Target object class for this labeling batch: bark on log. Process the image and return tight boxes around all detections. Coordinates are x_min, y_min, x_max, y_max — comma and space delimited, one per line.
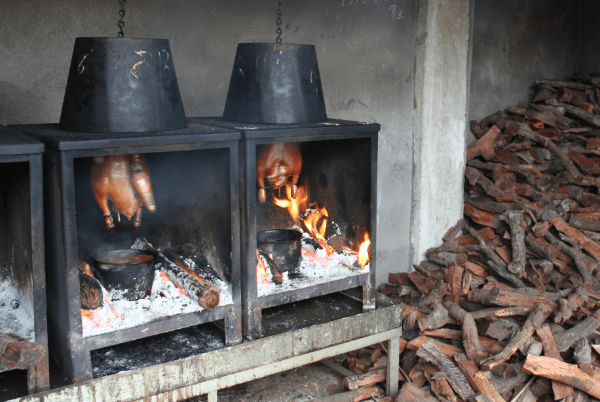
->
554, 317, 600, 352
416, 339, 476, 401
79, 268, 103, 310
480, 304, 553, 371
343, 368, 402, 390
444, 301, 488, 366
467, 125, 502, 161
135, 239, 220, 310
501, 211, 527, 277
535, 324, 575, 400
458, 360, 505, 402
522, 355, 600, 399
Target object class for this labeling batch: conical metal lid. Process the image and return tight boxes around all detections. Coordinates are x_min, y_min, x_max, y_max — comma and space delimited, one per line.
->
59, 37, 187, 133
223, 43, 327, 124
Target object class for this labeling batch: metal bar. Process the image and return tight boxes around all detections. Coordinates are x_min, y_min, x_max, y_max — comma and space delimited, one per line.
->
256, 273, 369, 309
320, 359, 355, 378
386, 336, 400, 396
141, 328, 402, 402
207, 391, 217, 402
68, 140, 236, 158
84, 305, 230, 350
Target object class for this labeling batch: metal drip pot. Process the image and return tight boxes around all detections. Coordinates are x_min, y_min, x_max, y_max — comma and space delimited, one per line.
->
59, 37, 187, 133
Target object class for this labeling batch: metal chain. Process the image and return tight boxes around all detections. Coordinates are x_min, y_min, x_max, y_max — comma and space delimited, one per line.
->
117, 0, 126, 38
275, 0, 283, 43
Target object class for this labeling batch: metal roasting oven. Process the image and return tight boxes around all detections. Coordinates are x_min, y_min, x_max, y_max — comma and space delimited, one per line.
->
11, 121, 243, 382
0, 125, 49, 394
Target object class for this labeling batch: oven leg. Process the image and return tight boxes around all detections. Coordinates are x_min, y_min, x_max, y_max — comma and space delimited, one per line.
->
362, 281, 376, 311
207, 390, 218, 402
27, 349, 50, 394
243, 305, 262, 340
224, 314, 243, 346
386, 336, 400, 396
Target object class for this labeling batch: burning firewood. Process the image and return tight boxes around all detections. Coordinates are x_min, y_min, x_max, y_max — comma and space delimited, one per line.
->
134, 239, 220, 310
79, 262, 103, 310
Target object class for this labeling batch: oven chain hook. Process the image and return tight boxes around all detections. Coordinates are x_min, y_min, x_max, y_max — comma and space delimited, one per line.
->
275, 0, 283, 43
117, 0, 126, 38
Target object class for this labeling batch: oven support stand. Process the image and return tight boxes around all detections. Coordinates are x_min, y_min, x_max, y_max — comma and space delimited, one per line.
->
145, 330, 401, 401
9, 296, 401, 402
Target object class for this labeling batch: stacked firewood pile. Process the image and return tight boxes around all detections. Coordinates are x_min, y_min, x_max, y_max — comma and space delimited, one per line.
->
380, 77, 600, 401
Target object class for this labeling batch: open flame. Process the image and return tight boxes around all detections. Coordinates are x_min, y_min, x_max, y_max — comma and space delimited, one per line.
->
272, 184, 336, 254
358, 233, 371, 268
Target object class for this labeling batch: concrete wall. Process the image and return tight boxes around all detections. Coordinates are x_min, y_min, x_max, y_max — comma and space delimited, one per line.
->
411, 0, 473, 265
580, 0, 600, 73
0, 0, 417, 286
468, 0, 580, 143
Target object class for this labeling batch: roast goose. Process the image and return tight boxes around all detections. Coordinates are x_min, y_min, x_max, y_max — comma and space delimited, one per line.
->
256, 143, 302, 203
90, 154, 156, 229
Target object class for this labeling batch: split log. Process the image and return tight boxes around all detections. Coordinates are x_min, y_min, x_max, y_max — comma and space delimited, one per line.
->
320, 385, 384, 402
468, 287, 558, 311
397, 382, 440, 402
522, 355, 600, 399
407, 336, 465, 359
535, 324, 575, 400
467, 125, 502, 161
416, 339, 476, 401
458, 360, 505, 402
418, 304, 454, 331
554, 316, 600, 352
505, 120, 582, 179
444, 302, 487, 366
343, 368, 403, 390
480, 304, 553, 371
430, 374, 458, 402
135, 238, 220, 310
501, 211, 526, 277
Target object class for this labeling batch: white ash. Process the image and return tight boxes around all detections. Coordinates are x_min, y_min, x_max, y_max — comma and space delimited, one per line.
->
257, 231, 370, 298
0, 278, 35, 341
82, 267, 233, 338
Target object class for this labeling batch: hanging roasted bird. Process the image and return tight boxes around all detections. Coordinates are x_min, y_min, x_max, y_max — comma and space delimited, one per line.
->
90, 154, 156, 229
256, 143, 302, 203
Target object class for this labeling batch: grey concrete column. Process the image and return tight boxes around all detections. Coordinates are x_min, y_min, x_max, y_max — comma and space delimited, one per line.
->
411, 0, 474, 264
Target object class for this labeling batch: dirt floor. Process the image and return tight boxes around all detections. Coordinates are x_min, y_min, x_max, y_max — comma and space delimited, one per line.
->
185, 362, 346, 402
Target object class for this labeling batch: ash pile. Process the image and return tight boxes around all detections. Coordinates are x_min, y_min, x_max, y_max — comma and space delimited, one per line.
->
381, 75, 600, 402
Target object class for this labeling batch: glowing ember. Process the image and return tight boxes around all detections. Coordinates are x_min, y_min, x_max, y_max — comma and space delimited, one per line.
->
256, 250, 272, 289
81, 291, 122, 329
358, 233, 371, 268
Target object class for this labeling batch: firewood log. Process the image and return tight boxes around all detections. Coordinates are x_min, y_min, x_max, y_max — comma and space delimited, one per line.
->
535, 324, 575, 400
416, 339, 476, 401
522, 355, 600, 399
444, 302, 487, 366
79, 267, 103, 310
135, 239, 220, 310
480, 303, 553, 371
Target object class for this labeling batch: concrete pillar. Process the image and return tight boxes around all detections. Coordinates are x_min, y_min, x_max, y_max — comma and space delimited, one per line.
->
411, 0, 474, 264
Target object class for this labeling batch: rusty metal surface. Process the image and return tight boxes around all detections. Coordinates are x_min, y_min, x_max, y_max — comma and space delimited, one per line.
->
8, 295, 401, 402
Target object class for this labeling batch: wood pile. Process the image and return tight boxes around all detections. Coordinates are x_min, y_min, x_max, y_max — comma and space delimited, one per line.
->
380, 76, 600, 401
